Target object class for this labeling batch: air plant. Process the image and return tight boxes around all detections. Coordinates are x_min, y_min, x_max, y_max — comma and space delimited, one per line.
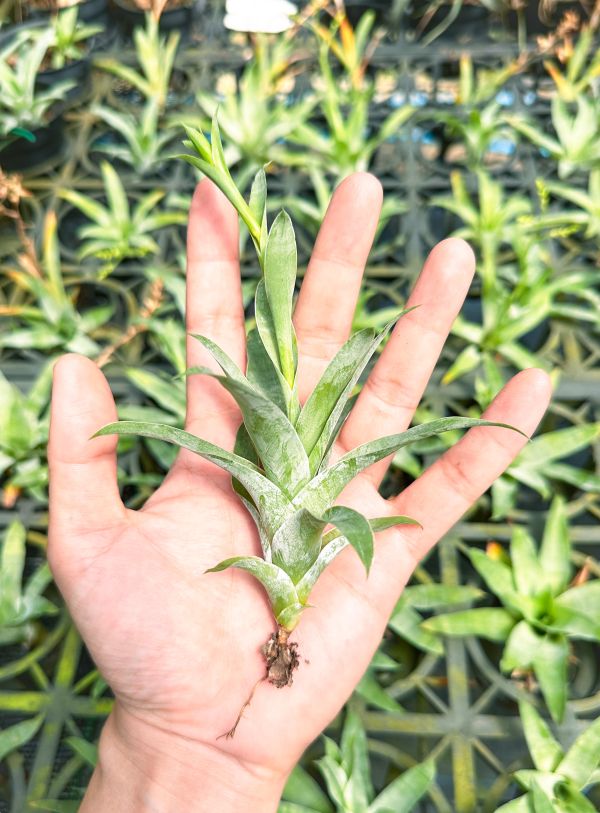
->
94, 119, 519, 713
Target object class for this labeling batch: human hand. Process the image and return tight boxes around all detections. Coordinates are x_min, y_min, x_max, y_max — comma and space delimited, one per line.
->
48, 174, 552, 812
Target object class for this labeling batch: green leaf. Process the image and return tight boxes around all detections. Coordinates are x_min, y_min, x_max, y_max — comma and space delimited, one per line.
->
369, 758, 435, 813
511, 527, 544, 598
296, 321, 398, 473
246, 327, 289, 414
340, 709, 373, 810
493, 797, 533, 813
519, 700, 564, 772
388, 599, 444, 655
467, 547, 520, 608
555, 581, 600, 622
189, 334, 246, 384
0, 520, 26, 615
281, 765, 334, 813
517, 423, 600, 466
271, 510, 326, 585
296, 418, 524, 516
205, 556, 298, 621
402, 583, 484, 610
264, 210, 297, 385
93, 421, 292, 538
101, 161, 130, 223
530, 780, 556, 813
192, 369, 310, 497
30, 802, 80, 812
249, 167, 268, 253
558, 716, 600, 789
125, 368, 185, 418
0, 714, 44, 762
321, 506, 374, 574
501, 620, 544, 672
423, 608, 516, 641
65, 736, 98, 767
254, 280, 298, 418
532, 634, 569, 723
539, 497, 571, 595
182, 124, 211, 161
356, 669, 404, 712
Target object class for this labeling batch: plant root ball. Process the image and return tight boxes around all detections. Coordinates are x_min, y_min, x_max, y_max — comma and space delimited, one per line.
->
261, 626, 299, 688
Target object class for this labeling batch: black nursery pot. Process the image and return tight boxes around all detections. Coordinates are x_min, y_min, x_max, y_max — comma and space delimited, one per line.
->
0, 116, 65, 173
36, 54, 92, 103
108, 0, 194, 31
344, 0, 391, 27
24, 0, 108, 22
74, 0, 109, 22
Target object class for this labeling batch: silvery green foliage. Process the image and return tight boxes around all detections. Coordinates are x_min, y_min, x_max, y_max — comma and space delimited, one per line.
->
495, 701, 600, 813
97, 119, 514, 632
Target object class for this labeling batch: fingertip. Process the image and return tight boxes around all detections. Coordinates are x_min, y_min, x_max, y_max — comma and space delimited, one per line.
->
515, 367, 554, 398
428, 237, 476, 279
53, 352, 92, 382
335, 171, 383, 208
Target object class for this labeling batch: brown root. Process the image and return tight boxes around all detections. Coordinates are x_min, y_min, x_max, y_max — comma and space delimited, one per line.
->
218, 626, 300, 739
261, 626, 300, 689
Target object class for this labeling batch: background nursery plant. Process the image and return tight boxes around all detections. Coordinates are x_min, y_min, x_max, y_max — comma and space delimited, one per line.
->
1, 1, 600, 811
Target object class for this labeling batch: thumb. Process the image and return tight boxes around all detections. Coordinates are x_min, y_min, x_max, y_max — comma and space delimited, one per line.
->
48, 354, 125, 575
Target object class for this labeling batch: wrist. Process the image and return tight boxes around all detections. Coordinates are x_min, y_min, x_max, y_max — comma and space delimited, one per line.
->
81, 704, 287, 813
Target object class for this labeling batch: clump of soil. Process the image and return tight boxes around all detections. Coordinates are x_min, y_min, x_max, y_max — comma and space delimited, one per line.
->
261, 626, 299, 688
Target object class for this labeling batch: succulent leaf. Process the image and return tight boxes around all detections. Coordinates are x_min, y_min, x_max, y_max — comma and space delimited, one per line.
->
93, 421, 293, 538
295, 417, 523, 516
263, 211, 298, 387
296, 321, 398, 472
190, 368, 310, 497
205, 556, 299, 619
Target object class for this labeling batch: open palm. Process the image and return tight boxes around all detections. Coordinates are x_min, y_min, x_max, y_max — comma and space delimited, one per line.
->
48, 175, 551, 810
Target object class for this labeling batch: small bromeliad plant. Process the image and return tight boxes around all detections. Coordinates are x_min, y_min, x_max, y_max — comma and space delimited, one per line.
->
423, 497, 600, 722
94, 119, 519, 717
496, 700, 600, 812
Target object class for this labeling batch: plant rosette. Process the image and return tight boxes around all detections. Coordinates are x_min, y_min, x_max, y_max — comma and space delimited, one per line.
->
423, 497, 600, 723
95, 118, 522, 733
